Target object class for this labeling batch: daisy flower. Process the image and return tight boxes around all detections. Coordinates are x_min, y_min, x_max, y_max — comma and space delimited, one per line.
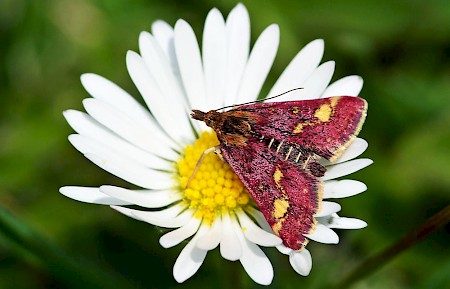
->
60, 3, 372, 285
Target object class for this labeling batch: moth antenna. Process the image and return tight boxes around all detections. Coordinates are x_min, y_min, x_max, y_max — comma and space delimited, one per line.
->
185, 146, 221, 189
216, 88, 303, 111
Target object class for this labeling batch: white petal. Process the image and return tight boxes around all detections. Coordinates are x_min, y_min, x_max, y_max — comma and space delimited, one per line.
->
323, 180, 367, 199
112, 204, 192, 228
80, 74, 156, 130
318, 214, 367, 229
83, 98, 179, 160
84, 153, 175, 190
236, 24, 279, 104
63, 110, 173, 171
314, 201, 341, 217
173, 225, 208, 283
289, 249, 312, 276
304, 223, 339, 244
174, 19, 207, 111
151, 21, 184, 94
203, 8, 227, 109
160, 217, 201, 248
244, 209, 286, 253
139, 31, 189, 100
151, 20, 175, 62
268, 39, 324, 101
236, 221, 274, 285
330, 217, 367, 229
321, 75, 364, 98
68, 134, 174, 175
59, 186, 131, 205
110, 205, 141, 220
99, 185, 181, 208
236, 210, 282, 247
321, 158, 373, 181
245, 207, 272, 232
139, 32, 191, 112
126, 49, 193, 145
328, 138, 368, 165
196, 217, 222, 250
245, 208, 286, 252
297, 61, 335, 100
276, 244, 293, 255
223, 3, 250, 106
220, 211, 242, 261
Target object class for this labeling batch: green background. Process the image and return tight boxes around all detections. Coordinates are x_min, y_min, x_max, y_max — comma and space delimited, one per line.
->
0, 0, 449, 288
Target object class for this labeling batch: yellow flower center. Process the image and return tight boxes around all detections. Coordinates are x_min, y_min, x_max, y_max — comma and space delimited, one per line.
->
177, 131, 251, 225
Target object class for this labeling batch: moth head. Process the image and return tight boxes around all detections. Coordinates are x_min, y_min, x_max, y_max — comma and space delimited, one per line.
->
191, 110, 207, 121
191, 109, 222, 128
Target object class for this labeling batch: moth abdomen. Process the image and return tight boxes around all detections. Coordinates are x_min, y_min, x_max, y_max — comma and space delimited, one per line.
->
251, 132, 326, 177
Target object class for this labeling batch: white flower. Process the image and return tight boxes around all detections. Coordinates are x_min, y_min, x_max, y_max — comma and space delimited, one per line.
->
60, 3, 372, 285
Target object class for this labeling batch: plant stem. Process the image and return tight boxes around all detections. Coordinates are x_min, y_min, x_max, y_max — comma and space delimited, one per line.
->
331, 204, 450, 289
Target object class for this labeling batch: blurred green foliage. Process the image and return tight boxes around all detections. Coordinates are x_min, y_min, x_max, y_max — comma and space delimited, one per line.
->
0, 0, 449, 288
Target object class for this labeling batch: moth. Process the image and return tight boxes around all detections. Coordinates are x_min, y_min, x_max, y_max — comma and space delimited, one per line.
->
191, 95, 367, 251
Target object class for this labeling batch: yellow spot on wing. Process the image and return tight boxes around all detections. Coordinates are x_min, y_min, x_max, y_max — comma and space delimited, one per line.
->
314, 103, 332, 122
273, 166, 287, 194
272, 220, 283, 235
330, 96, 340, 107
293, 123, 303, 133
274, 167, 283, 186
273, 199, 289, 219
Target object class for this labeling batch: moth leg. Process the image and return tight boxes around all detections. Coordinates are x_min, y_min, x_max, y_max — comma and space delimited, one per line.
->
185, 146, 221, 188
214, 147, 224, 161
